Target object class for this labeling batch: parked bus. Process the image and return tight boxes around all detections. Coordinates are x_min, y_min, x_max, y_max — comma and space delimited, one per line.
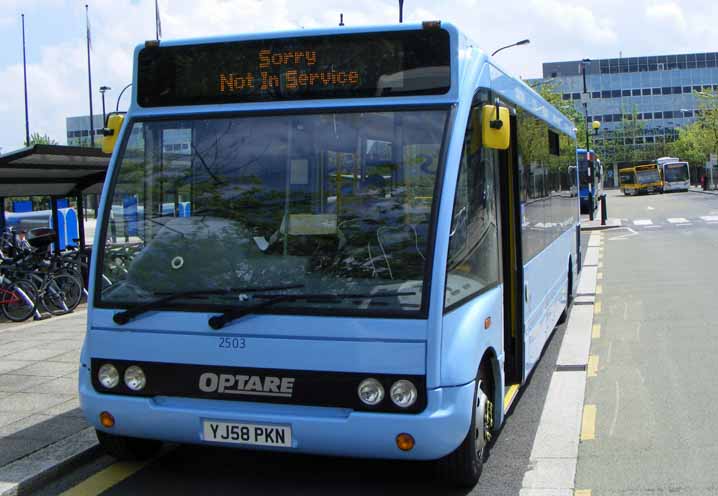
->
620, 163, 663, 195
82, 22, 579, 487
576, 148, 601, 213
659, 160, 690, 192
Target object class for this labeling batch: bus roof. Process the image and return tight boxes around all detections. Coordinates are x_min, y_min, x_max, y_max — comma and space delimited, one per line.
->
129, 22, 576, 137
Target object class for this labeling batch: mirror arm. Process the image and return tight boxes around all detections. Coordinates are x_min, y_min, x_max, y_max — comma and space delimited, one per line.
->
490, 99, 504, 129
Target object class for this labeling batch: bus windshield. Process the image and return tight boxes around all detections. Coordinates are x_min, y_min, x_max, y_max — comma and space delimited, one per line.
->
619, 171, 635, 185
636, 169, 660, 184
98, 109, 448, 315
665, 164, 688, 182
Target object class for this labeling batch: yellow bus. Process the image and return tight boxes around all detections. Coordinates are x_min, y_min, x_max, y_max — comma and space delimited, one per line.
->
620, 164, 663, 195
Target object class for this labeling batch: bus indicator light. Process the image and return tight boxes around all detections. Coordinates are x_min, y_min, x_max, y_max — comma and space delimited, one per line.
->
100, 411, 115, 428
396, 433, 415, 451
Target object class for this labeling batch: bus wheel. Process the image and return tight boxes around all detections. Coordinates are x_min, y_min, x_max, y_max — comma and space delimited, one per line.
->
96, 430, 162, 461
437, 366, 492, 487
559, 261, 573, 324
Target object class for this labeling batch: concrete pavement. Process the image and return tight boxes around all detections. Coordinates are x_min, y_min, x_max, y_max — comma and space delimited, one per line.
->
0, 311, 99, 496
575, 188, 718, 495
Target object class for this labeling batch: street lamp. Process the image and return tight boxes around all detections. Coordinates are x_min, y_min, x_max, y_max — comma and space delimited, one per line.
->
580, 58, 596, 220
399, 0, 404, 23
99, 86, 111, 125
491, 39, 530, 57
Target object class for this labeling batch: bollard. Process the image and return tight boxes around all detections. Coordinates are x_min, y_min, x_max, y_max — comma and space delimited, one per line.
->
600, 193, 608, 226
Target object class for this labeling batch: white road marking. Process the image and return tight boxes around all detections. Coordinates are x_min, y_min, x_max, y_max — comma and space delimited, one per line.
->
644, 225, 661, 229
633, 219, 652, 226
647, 206, 655, 210
701, 216, 718, 222
609, 379, 621, 437
667, 218, 689, 223
609, 227, 639, 241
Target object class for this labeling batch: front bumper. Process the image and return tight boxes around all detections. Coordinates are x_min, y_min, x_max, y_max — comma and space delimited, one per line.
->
79, 365, 474, 461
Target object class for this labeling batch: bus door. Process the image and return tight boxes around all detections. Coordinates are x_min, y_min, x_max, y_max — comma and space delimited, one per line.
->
499, 110, 524, 401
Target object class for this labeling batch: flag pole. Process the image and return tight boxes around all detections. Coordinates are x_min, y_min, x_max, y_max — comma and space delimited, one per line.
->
85, 4, 95, 147
155, 0, 162, 41
21, 14, 30, 146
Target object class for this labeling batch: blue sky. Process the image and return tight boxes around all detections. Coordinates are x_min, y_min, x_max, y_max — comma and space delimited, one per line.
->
0, 0, 716, 153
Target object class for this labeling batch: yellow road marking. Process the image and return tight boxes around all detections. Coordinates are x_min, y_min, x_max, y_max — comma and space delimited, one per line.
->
592, 324, 601, 339
594, 301, 602, 315
60, 461, 151, 496
503, 384, 520, 411
596, 272, 603, 280
581, 404, 597, 441
575, 490, 592, 496
595, 285, 602, 295
588, 355, 599, 377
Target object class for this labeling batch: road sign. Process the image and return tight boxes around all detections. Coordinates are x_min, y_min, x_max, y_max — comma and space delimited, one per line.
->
710, 153, 717, 166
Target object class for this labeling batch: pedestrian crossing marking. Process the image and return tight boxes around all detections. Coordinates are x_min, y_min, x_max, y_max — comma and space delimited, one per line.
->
633, 219, 652, 225
667, 218, 689, 223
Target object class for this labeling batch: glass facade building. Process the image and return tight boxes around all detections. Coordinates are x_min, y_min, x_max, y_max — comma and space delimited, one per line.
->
540, 52, 718, 148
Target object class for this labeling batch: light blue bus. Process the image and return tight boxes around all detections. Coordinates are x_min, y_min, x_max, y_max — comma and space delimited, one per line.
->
81, 22, 579, 486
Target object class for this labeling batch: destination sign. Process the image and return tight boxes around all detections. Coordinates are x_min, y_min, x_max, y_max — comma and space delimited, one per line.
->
137, 29, 450, 107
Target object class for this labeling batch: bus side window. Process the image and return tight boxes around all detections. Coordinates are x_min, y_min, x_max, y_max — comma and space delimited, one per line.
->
445, 107, 500, 309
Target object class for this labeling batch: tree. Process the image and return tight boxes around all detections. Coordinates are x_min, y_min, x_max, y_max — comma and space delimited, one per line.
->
670, 90, 718, 167
25, 132, 58, 146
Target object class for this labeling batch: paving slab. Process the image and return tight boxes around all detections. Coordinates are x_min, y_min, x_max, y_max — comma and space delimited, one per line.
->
0, 393, 73, 413
0, 375, 49, 394
1, 349, 68, 363
10, 362, 78, 378
0, 362, 34, 375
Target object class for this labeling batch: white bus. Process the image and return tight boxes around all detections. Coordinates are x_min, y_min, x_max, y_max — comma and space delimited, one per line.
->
657, 157, 690, 192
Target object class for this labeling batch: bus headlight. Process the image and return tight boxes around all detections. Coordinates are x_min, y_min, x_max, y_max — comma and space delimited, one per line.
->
358, 378, 384, 406
390, 380, 417, 408
98, 364, 119, 389
124, 365, 147, 391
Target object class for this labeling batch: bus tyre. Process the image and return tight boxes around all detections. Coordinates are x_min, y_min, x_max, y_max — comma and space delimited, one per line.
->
437, 367, 491, 487
96, 430, 162, 461
558, 262, 572, 324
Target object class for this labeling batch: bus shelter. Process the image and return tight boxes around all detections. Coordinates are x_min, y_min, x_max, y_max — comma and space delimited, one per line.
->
0, 144, 109, 255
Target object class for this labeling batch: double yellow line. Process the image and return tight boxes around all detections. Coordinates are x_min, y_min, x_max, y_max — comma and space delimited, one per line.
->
60, 460, 152, 496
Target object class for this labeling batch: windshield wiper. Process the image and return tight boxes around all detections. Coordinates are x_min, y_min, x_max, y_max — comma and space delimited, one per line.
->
208, 291, 417, 330
112, 284, 305, 325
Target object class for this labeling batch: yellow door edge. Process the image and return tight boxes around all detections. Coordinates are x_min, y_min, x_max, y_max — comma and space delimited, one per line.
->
503, 383, 520, 411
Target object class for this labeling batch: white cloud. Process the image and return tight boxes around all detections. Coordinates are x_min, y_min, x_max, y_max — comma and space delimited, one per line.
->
1, 0, 718, 153
646, 1, 687, 29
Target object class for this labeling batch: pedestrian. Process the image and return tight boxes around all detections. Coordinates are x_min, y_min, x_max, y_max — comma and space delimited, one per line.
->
701, 174, 707, 190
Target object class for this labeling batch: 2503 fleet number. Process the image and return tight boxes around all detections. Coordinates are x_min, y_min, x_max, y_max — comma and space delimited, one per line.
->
218, 337, 246, 349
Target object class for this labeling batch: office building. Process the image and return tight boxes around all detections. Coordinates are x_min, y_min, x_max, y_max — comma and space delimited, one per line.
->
66, 115, 104, 147
541, 52, 718, 150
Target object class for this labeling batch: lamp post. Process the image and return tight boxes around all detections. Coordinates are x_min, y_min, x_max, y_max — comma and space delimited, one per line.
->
99, 86, 111, 125
580, 59, 596, 220
399, 0, 404, 23
491, 39, 530, 57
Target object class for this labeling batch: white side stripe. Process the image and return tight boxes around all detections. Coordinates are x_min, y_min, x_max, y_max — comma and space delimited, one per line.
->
667, 218, 689, 223
633, 219, 652, 226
